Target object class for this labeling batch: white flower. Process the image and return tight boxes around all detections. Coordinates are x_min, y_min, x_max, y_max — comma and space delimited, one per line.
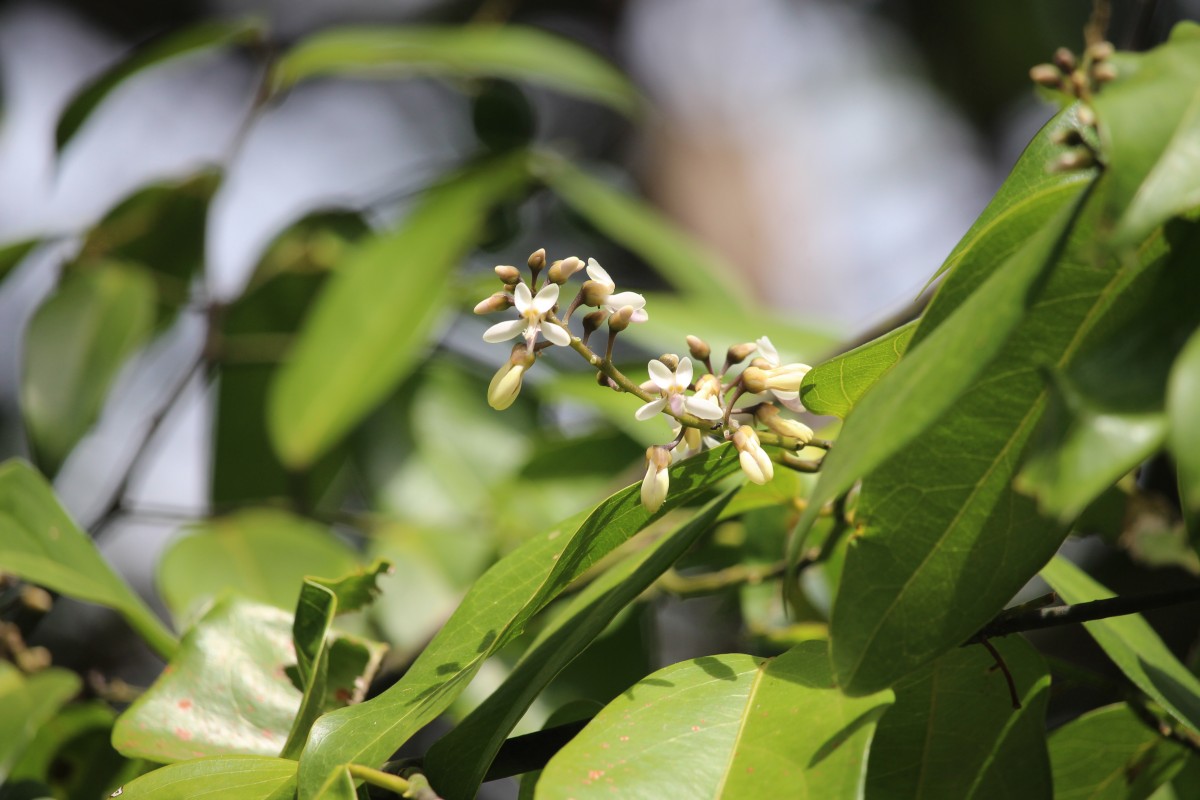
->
482, 282, 570, 347
635, 357, 724, 422
640, 446, 672, 513
751, 336, 811, 412
586, 258, 648, 322
733, 425, 773, 485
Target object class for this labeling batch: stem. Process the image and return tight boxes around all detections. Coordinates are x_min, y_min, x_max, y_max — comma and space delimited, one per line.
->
969, 585, 1200, 641
346, 764, 413, 795
979, 637, 1021, 710
658, 561, 787, 598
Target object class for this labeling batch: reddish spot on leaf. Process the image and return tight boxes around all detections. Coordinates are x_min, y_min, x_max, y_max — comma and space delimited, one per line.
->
174, 727, 193, 741
177, 699, 192, 710
619, 735, 629, 742
691, 725, 701, 732
746, 767, 755, 774
261, 728, 276, 739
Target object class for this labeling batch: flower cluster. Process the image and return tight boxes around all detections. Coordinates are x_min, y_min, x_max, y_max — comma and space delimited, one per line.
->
476, 248, 822, 513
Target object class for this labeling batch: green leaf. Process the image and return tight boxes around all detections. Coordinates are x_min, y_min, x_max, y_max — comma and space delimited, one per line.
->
1093, 24, 1200, 247
518, 701, 603, 800
0, 459, 177, 658
0, 239, 38, 284
271, 25, 639, 116
424, 488, 737, 799
792, 188, 1088, 558
1041, 556, 1200, 734
1049, 703, 1189, 800
1016, 220, 1200, 519
1168, 325, 1200, 521
800, 320, 916, 418
296, 444, 743, 799
532, 153, 748, 306
308, 559, 392, 615
112, 596, 300, 762
21, 262, 156, 474
156, 508, 361, 626
537, 640, 893, 799
823, 177, 1175, 695
0, 663, 80, 782
865, 636, 1052, 800
8, 701, 130, 797
107, 756, 297, 800
268, 153, 530, 468
56, 20, 265, 152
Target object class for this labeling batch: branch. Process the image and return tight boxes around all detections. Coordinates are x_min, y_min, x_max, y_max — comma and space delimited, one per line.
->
969, 585, 1200, 641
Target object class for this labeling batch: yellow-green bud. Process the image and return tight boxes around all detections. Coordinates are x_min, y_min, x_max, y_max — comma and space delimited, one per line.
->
686, 335, 710, 361
474, 292, 512, 315
756, 405, 814, 444
726, 342, 756, 366
608, 306, 635, 332
1087, 41, 1115, 62
657, 353, 680, 370
1092, 62, 1117, 83
1077, 104, 1097, 127
640, 446, 672, 513
582, 309, 608, 338
547, 256, 584, 284
1029, 63, 1061, 87
495, 265, 521, 285
580, 280, 610, 307
732, 426, 773, 485
741, 366, 770, 394
488, 346, 535, 411
527, 248, 546, 271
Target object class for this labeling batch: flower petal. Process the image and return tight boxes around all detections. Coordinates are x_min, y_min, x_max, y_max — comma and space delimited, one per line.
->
532, 282, 560, 314
684, 396, 724, 420
483, 318, 528, 343
586, 258, 614, 288
755, 336, 779, 366
541, 321, 571, 346
675, 357, 693, 388
629, 308, 649, 323
647, 360, 674, 391
606, 291, 645, 310
513, 282, 533, 314
635, 397, 667, 421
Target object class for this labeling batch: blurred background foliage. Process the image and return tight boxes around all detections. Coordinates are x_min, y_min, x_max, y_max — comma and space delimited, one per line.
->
2, 1, 1200, 797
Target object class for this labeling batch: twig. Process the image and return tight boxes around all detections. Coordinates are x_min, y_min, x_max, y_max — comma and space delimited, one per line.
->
657, 561, 787, 599
969, 586, 1200, 641
979, 637, 1021, 710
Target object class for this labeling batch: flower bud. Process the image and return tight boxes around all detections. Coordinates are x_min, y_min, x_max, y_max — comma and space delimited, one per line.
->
1076, 104, 1097, 128
580, 280, 611, 307
488, 345, 535, 411
582, 309, 608, 339
1029, 63, 1062, 88
1050, 148, 1095, 172
741, 366, 770, 394
657, 353, 680, 371
1087, 41, 1114, 62
608, 305, 635, 332
693, 373, 722, 402
1050, 127, 1084, 146
495, 265, 521, 285
1092, 62, 1117, 83
726, 342, 756, 366
756, 405, 814, 444
547, 256, 584, 284
474, 291, 513, 315
527, 248, 546, 271
732, 426, 773, 485
640, 446, 672, 513
686, 335, 710, 361
763, 363, 811, 393
1053, 47, 1077, 72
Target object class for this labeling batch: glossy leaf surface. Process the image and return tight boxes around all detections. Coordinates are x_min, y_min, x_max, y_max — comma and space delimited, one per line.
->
1041, 556, 1200, 733
424, 489, 737, 799
0, 459, 177, 658
865, 636, 1052, 800
22, 263, 155, 474
110, 756, 297, 800
56, 20, 264, 151
1049, 703, 1188, 800
268, 154, 529, 468
157, 509, 361, 624
800, 320, 916, 418
273, 26, 638, 115
538, 641, 893, 799
297, 445, 742, 799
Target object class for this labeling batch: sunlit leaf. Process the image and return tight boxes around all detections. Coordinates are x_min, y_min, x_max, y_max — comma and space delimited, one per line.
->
538, 640, 893, 799
272, 25, 639, 116
1041, 556, 1200, 733
107, 756, 297, 800
296, 445, 743, 799
0, 459, 177, 659
865, 636, 1052, 800
268, 153, 530, 468
56, 20, 265, 152
800, 320, 916, 418
21, 262, 156, 474
1049, 703, 1189, 800
424, 489, 737, 799
0, 663, 80, 782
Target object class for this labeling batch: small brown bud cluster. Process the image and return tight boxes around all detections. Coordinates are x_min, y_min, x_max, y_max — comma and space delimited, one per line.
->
1030, 42, 1119, 174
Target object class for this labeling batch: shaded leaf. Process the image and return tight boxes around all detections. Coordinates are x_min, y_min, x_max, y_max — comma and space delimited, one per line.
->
1041, 556, 1200, 733
1168, 326, 1200, 522
268, 153, 530, 468
108, 756, 297, 800
156, 508, 361, 626
424, 488, 737, 799
865, 636, 1052, 800
0, 663, 80, 782
0, 239, 38, 285
800, 320, 916, 418
1049, 703, 1188, 800
537, 640, 893, 799
272, 25, 639, 116
533, 154, 748, 306
1092, 23, 1200, 247
56, 20, 264, 152
22, 262, 156, 474
8, 701, 131, 798
1016, 220, 1200, 519
0, 459, 177, 658
296, 445, 743, 799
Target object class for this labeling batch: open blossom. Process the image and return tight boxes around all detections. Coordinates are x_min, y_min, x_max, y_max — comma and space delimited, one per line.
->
635, 357, 724, 422
733, 425, 773, 485
482, 282, 570, 347
585, 258, 649, 322
746, 336, 811, 412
